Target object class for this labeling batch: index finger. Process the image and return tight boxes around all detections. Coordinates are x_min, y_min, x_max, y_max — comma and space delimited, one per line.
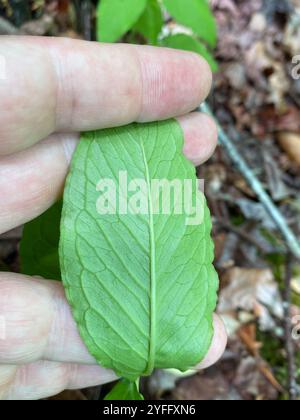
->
0, 36, 212, 155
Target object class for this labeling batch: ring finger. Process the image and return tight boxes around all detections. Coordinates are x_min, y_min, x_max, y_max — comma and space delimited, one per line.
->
0, 112, 217, 234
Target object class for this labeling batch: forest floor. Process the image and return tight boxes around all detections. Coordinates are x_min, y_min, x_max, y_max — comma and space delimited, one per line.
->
0, 0, 300, 400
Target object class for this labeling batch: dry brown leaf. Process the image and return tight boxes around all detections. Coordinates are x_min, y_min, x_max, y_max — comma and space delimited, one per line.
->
283, 13, 300, 56
275, 107, 300, 132
233, 356, 282, 399
245, 41, 273, 86
218, 268, 283, 332
238, 324, 261, 356
210, 0, 239, 16
172, 369, 237, 400
232, 175, 256, 198
268, 63, 290, 111
245, 41, 289, 110
277, 132, 300, 167
224, 62, 247, 90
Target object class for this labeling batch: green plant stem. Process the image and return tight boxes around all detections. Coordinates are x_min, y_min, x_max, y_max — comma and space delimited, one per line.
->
200, 102, 300, 262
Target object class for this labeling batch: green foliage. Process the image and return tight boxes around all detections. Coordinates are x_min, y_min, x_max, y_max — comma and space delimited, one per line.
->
20, 201, 62, 280
133, 0, 163, 45
96, 0, 218, 71
163, 0, 217, 47
161, 34, 218, 72
59, 120, 218, 391
97, 0, 147, 42
104, 379, 144, 400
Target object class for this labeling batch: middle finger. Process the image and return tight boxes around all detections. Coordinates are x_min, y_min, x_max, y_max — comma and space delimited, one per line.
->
0, 112, 217, 234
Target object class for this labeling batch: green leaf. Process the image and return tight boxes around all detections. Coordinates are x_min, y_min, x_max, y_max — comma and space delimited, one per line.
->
20, 201, 62, 280
161, 34, 218, 72
97, 0, 147, 42
133, 0, 163, 45
104, 379, 144, 400
60, 120, 218, 381
163, 0, 217, 47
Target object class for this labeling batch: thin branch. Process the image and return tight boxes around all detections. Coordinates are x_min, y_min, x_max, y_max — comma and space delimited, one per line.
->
200, 102, 300, 261
216, 219, 267, 254
283, 255, 298, 400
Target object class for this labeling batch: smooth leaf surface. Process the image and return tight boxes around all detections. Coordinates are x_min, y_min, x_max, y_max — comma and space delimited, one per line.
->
163, 0, 217, 47
104, 379, 144, 400
97, 0, 147, 42
60, 120, 218, 380
160, 34, 218, 72
20, 201, 62, 280
133, 0, 163, 44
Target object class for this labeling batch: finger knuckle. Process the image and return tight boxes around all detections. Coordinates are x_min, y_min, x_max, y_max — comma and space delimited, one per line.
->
0, 274, 53, 364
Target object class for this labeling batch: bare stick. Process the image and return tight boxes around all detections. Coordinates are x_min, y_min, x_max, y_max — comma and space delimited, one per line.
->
216, 219, 267, 254
200, 102, 300, 261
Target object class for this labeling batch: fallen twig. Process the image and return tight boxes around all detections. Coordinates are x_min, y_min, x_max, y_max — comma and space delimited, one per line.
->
216, 219, 267, 255
200, 102, 300, 261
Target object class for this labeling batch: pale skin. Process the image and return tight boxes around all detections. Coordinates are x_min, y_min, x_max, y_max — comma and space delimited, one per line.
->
0, 36, 227, 400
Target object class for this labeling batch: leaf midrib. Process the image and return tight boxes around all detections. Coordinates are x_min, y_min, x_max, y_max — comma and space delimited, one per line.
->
140, 139, 156, 376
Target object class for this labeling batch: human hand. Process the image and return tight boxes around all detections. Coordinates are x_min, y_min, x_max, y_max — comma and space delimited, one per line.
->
0, 36, 227, 400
